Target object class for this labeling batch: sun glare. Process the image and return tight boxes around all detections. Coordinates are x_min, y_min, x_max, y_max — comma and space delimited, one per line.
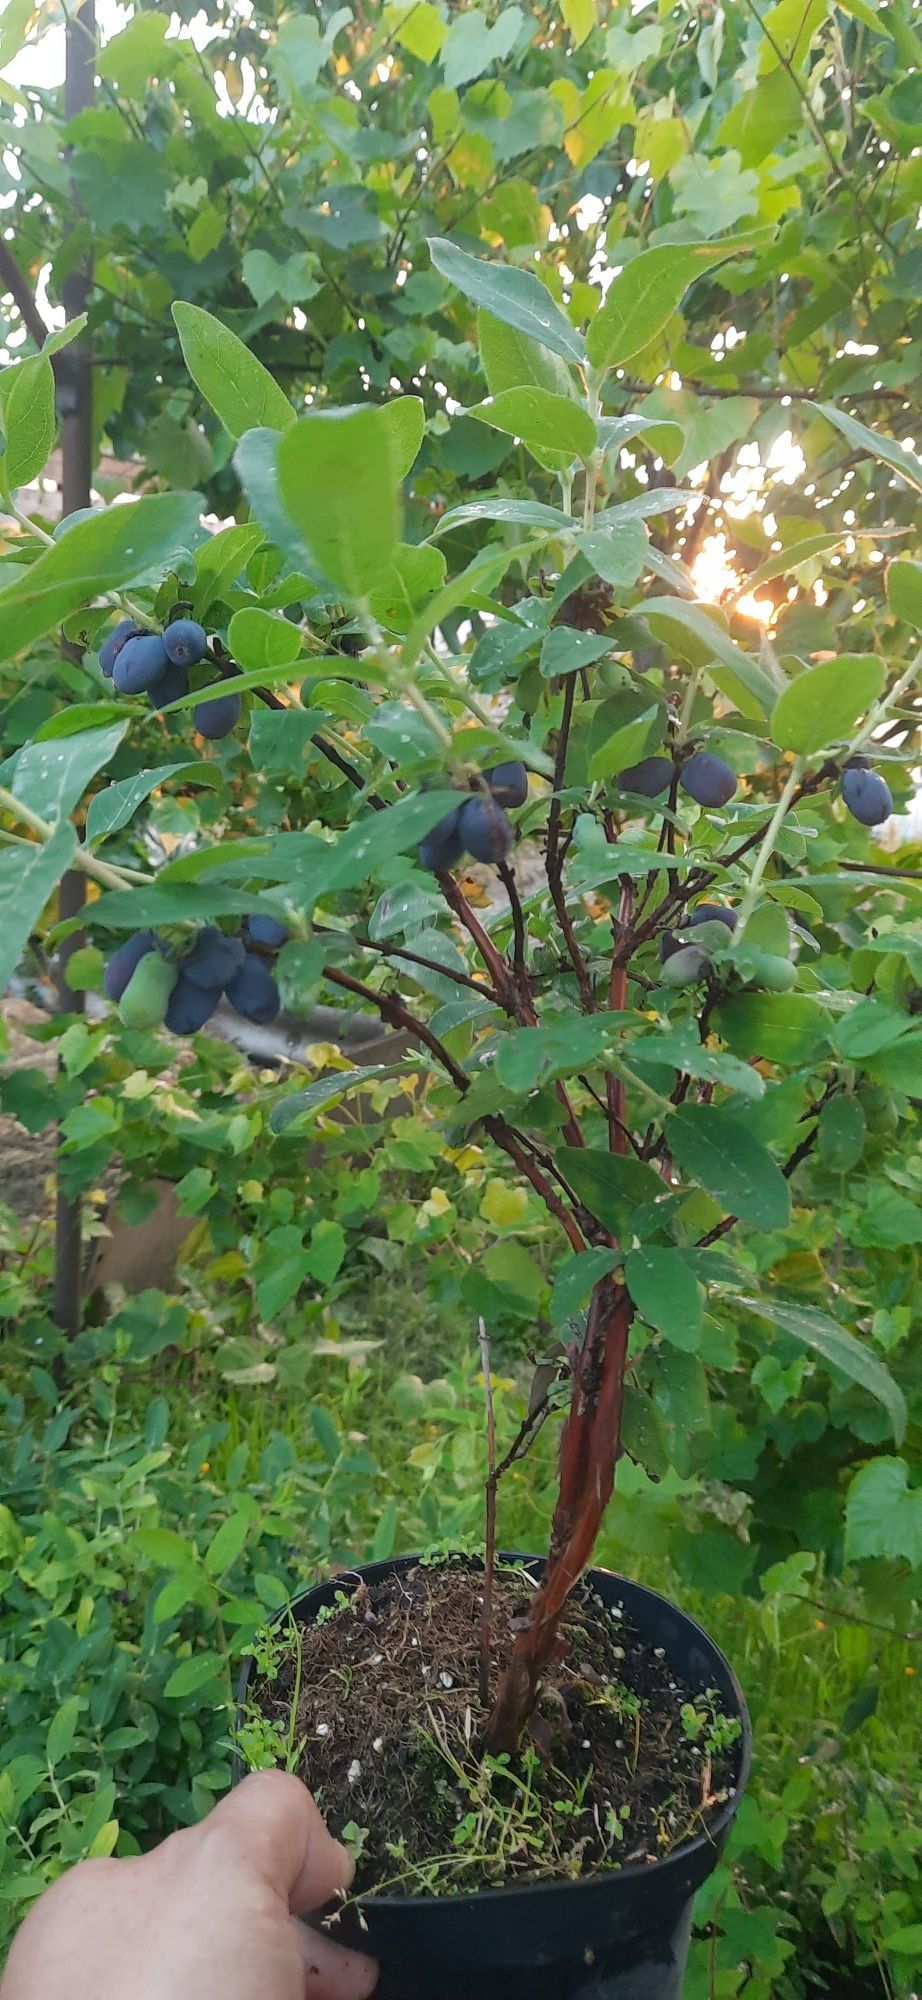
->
691, 534, 774, 625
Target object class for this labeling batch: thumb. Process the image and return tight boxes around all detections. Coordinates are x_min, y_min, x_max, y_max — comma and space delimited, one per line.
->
198, 1771, 356, 1916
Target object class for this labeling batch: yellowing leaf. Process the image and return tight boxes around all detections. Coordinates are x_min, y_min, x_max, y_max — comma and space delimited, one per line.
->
481, 1179, 530, 1226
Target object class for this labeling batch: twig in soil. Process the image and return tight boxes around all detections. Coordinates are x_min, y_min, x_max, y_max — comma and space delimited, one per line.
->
478, 1318, 497, 1709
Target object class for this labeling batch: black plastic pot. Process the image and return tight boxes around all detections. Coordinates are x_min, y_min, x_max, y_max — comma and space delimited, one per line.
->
235, 1555, 751, 2000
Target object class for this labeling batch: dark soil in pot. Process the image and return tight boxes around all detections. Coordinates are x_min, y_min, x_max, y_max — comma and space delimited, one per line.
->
237, 1556, 747, 1902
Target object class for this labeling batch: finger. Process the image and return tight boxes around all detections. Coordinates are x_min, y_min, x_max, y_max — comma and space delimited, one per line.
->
201, 1772, 355, 1914
293, 1917, 378, 2000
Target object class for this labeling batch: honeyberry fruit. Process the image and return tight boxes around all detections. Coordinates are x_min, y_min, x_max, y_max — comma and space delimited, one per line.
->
841, 762, 892, 827
163, 618, 207, 667
688, 902, 737, 932
194, 691, 241, 740
680, 751, 737, 809
225, 951, 281, 1025
747, 949, 796, 993
245, 914, 289, 949
182, 927, 246, 991
149, 659, 189, 710
484, 761, 528, 809
113, 632, 170, 695
661, 944, 710, 986
618, 756, 674, 798
456, 795, 513, 865
103, 931, 158, 1001
165, 975, 222, 1035
418, 807, 463, 874
98, 618, 136, 679
118, 953, 178, 1029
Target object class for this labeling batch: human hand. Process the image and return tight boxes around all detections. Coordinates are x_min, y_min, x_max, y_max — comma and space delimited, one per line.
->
1, 1770, 378, 2000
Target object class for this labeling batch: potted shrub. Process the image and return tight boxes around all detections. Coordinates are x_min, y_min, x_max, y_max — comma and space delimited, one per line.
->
0, 236, 913, 1995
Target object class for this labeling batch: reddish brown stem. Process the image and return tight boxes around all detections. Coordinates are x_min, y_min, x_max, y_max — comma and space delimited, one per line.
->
606, 882, 633, 1155
478, 1318, 497, 1709
546, 678, 596, 1012
484, 1276, 633, 1753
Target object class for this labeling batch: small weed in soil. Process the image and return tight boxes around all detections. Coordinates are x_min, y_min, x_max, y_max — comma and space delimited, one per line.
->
238, 1562, 743, 1900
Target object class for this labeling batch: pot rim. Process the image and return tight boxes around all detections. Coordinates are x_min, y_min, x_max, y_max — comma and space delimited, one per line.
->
235, 1551, 752, 1913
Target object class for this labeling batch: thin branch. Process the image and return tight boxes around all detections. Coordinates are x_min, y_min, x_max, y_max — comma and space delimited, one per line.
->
313, 921, 500, 1003
483, 1116, 586, 1253
546, 677, 595, 1010
321, 965, 470, 1093
478, 1318, 497, 1710
0, 240, 50, 352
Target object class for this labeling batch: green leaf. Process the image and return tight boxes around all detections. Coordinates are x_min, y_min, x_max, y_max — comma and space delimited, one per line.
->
384, 1, 446, 62
886, 557, 922, 627
46, 1696, 84, 1767
85, 762, 218, 846
862, 1030, 922, 1093
2, 354, 56, 490
233, 428, 318, 576
0, 820, 77, 995
163, 1651, 227, 1699
270, 1064, 407, 1133
133, 1526, 198, 1567
494, 1011, 635, 1093
227, 607, 302, 670
478, 307, 575, 406
550, 1248, 619, 1326
204, 1512, 249, 1578
732, 533, 845, 599
881, 1925, 922, 1958
642, 596, 780, 720
586, 238, 758, 372
576, 520, 649, 592
810, 402, 922, 497
625, 1247, 703, 1350
428, 237, 586, 367
440, 8, 525, 91
277, 399, 423, 600
817, 1094, 866, 1172
633, 1026, 765, 1098
832, 998, 916, 1061
667, 1105, 791, 1228
429, 496, 573, 537
192, 522, 265, 620
172, 302, 295, 440
734, 1296, 906, 1443
9, 722, 128, 824
587, 694, 661, 782
770, 653, 884, 755
714, 993, 827, 1066
621, 1384, 671, 1479
371, 1501, 399, 1561
557, 1147, 672, 1238
0, 493, 204, 662
469, 387, 596, 461
539, 628, 613, 679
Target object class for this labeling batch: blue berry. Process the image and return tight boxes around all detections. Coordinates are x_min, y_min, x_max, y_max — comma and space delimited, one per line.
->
245, 915, 289, 950
483, 761, 528, 809
841, 764, 892, 827
98, 618, 136, 679
182, 927, 246, 991
618, 757, 674, 798
113, 632, 170, 694
456, 795, 513, 865
418, 807, 463, 873
163, 618, 207, 667
226, 952, 281, 1025
165, 975, 221, 1035
103, 931, 158, 1001
680, 751, 737, 808
194, 692, 241, 740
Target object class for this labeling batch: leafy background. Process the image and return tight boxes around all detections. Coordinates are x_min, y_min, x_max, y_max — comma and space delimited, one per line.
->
1, 2, 921, 1996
